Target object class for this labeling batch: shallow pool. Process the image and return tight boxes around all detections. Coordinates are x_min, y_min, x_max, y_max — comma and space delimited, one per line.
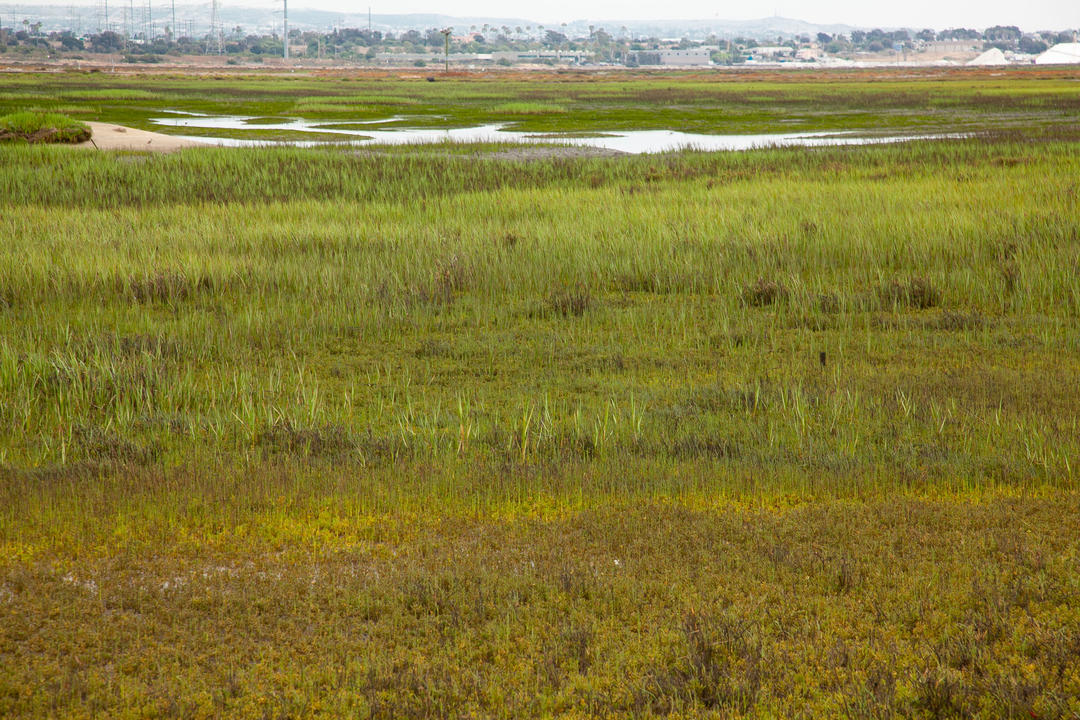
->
150, 112, 960, 154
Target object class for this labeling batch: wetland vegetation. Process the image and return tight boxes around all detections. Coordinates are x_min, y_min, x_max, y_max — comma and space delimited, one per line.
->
3, 66, 1080, 137
1, 67, 1079, 718
0, 111, 90, 143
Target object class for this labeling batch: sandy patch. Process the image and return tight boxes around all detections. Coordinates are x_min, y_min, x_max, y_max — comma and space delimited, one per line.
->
78, 122, 206, 152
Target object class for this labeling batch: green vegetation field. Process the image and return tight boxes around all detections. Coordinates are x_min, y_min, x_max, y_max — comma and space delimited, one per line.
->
2, 65, 1080, 135
1, 68, 1079, 719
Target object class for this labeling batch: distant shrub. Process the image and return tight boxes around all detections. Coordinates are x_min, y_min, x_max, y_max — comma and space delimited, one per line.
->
122, 53, 162, 63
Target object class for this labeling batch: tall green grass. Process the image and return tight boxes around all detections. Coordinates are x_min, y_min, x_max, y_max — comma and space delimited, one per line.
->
0, 111, 90, 143
1, 140, 1077, 489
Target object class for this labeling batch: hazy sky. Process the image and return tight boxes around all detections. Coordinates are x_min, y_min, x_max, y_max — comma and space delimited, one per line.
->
10, 0, 1078, 31
300, 1, 1078, 30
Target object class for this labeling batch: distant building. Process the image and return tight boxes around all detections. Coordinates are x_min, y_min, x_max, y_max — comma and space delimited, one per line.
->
628, 51, 661, 66
658, 48, 712, 66
749, 46, 794, 60
491, 50, 593, 65
373, 52, 492, 66
925, 40, 980, 53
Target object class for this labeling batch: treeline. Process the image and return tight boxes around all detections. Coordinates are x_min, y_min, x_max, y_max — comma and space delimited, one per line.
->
0, 22, 1074, 61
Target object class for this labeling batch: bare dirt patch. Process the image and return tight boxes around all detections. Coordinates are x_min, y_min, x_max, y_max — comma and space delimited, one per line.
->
78, 122, 206, 152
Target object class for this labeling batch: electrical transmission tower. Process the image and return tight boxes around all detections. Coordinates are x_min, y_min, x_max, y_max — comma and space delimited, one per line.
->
97, 0, 109, 32
207, 0, 223, 53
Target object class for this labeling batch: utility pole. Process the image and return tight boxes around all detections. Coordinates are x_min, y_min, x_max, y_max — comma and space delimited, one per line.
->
441, 27, 451, 72
282, 0, 288, 59
367, 6, 371, 33
170, 0, 174, 40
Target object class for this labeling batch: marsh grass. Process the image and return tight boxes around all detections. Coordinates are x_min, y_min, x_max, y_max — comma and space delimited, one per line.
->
741, 277, 789, 307
547, 281, 594, 317
1, 72, 1079, 718
4, 68, 1080, 140
0, 111, 90, 143
878, 275, 942, 309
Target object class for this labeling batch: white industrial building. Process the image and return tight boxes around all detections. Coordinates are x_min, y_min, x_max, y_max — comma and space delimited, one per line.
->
658, 48, 713, 66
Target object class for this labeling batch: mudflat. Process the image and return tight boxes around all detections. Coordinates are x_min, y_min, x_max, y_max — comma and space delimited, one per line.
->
80, 121, 205, 152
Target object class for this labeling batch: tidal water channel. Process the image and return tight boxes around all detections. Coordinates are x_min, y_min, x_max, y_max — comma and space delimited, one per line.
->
151, 112, 957, 154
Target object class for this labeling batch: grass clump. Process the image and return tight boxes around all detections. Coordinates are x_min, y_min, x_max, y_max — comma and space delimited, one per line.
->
547, 281, 593, 317
0, 112, 90, 144
254, 420, 357, 459
742, 277, 789, 307
879, 275, 941, 309
125, 270, 213, 305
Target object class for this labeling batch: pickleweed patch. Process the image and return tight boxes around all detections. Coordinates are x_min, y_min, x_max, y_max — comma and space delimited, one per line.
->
640, 610, 763, 715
